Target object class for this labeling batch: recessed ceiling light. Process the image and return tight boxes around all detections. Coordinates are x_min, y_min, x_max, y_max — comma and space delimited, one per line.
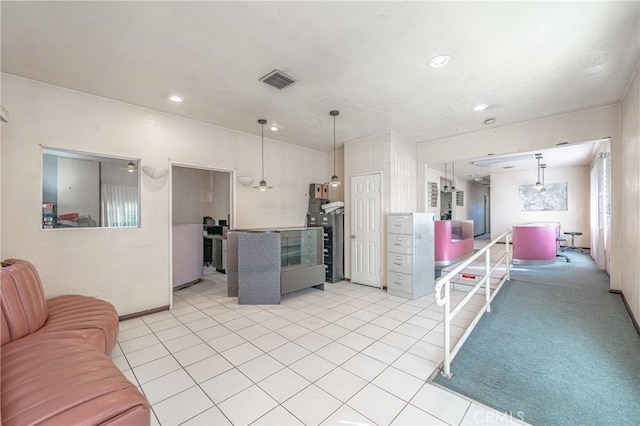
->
483, 118, 496, 125
473, 104, 488, 112
270, 125, 279, 132
167, 95, 183, 103
428, 55, 451, 68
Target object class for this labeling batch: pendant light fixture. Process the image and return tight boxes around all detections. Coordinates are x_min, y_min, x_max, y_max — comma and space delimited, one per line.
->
443, 163, 449, 193
254, 119, 273, 191
535, 153, 543, 189
540, 163, 547, 193
328, 110, 341, 187
126, 161, 136, 173
450, 161, 456, 192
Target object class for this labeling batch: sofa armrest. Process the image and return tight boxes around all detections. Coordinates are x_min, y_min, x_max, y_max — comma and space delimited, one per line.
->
1, 334, 150, 426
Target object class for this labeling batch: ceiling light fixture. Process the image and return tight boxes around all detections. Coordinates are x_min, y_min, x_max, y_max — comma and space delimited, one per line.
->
270, 125, 279, 132
473, 104, 488, 112
443, 162, 449, 193
483, 118, 496, 125
126, 161, 136, 173
534, 153, 543, 189
428, 54, 451, 68
473, 153, 533, 167
167, 95, 183, 103
540, 163, 547, 193
254, 119, 273, 191
328, 110, 341, 187
450, 162, 456, 192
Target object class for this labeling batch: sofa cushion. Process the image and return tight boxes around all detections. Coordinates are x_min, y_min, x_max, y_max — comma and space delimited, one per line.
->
0, 260, 48, 344
1, 259, 119, 354
43, 294, 119, 354
1, 333, 150, 426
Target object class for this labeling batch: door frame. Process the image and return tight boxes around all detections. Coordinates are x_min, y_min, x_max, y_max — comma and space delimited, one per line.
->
168, 160, 236, 308
349, 171, 384, 288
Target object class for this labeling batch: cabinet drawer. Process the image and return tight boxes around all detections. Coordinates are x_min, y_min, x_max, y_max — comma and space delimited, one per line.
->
387, 234, 413, 254
387, 253, 413, 275
387, 215, 413, 234
387, 272, 413, 294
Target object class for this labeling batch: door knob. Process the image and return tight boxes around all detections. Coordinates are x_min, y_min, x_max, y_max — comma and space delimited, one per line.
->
351, 234, 356, 239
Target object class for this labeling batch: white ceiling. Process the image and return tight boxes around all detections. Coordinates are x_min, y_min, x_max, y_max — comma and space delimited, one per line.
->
429, 138, 606, 184
1, 2, 638, 153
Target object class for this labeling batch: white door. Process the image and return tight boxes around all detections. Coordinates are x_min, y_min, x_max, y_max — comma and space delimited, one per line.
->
351, 173, 382, 287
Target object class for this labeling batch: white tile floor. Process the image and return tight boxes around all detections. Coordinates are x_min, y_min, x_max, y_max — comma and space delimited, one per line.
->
111, 273, 521, 425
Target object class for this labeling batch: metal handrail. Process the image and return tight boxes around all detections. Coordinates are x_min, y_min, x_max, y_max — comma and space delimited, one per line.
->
434, 231, 512, 378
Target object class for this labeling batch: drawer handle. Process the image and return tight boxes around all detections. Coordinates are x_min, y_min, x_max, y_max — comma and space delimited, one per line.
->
393, 243, 402, 246
393, 281, 403, 286
396, 275, 403, 280
393, 262, 402, 266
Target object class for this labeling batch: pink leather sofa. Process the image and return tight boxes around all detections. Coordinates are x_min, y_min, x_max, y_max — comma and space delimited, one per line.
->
1, 259, 150, 426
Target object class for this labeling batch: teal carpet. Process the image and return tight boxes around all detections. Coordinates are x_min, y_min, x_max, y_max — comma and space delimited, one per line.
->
432, 251, 640, 425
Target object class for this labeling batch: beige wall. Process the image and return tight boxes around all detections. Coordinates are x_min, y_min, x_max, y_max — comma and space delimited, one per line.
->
0, 74, 328, 315
172, 167, 229, 226
620, 65, 640, 322
490, 166, 591, 243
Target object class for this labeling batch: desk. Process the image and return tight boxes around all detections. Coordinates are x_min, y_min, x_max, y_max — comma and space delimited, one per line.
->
512, 224, 557, 265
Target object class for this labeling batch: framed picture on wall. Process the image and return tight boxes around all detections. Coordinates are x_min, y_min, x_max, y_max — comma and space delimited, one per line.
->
456, 190, 464, 207
428, 181, 438, 207
519, 182, 568, 211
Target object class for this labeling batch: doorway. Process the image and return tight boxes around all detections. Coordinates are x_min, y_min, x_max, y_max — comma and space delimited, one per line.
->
440, 190, 452, 220
350, 172, 382, 287
169, 162, 235, 307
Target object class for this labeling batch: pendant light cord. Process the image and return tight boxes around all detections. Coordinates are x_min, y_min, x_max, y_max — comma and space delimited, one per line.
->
329, 110, 340, 185
261, 121, 265, 181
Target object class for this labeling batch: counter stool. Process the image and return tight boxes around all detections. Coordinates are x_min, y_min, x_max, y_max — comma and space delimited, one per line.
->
562, 231, 584, 253
556, 237, 570, 262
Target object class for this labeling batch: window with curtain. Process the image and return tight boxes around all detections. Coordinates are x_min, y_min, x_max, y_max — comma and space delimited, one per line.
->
42, 148, 140, 229
101, 183, 139, 227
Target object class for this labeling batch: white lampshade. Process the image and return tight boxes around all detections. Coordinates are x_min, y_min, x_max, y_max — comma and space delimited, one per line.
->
142, 165, 169, 179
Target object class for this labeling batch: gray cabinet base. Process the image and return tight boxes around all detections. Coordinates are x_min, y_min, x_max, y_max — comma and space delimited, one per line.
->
281, 264, 325, 295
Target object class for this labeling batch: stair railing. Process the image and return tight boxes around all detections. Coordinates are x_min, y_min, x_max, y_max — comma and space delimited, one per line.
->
434, 231, 512, 378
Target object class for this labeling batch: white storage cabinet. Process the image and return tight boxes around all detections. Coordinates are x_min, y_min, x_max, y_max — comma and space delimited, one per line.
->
386, 213, 435, 299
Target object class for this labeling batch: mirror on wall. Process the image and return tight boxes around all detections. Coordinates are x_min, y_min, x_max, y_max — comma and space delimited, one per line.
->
42, 148, 140, 229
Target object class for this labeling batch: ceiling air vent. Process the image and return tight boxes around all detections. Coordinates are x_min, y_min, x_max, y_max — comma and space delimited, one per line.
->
259, 69, 298, 90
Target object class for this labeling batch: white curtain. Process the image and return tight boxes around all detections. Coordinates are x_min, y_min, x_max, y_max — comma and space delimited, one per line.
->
590, 152, 610, 271
101, 184, 138, 227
